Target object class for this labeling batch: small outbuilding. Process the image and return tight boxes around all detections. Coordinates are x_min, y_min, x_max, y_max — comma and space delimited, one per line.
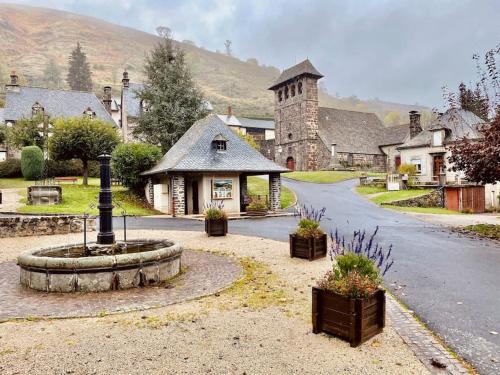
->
142, 114, 288, 216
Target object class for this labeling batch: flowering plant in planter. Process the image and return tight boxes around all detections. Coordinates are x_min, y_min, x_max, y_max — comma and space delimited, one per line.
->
289, 204, 327, 260
204, 201, 228, 236
312, 226, 394, 346
246, 198, 268, 216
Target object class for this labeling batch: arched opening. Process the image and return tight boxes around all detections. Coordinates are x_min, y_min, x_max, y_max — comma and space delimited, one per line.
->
286, 157, 295, 171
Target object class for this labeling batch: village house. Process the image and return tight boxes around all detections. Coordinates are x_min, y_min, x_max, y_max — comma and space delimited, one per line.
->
268, 59, 409, 172
1, 71, 116, 157
142, 113, 287, 216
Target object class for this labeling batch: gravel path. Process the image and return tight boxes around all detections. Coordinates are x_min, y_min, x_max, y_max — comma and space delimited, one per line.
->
0, 230, 428, 374
0, 188, 23, 212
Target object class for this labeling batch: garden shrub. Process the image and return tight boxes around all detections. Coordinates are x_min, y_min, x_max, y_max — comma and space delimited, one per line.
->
204, 201, 227, 220
398, 163, 417, 175
46, 159, 83, 177
293, 204, 326, 238
0, 158, 22, 178
21, 146, 44, 180
112, 143, 162, 192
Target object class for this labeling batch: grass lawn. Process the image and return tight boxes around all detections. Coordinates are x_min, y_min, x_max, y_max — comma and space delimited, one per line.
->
463, 224, 500, 239
9, 177, 158, 216
355, 186, 460, 215
283, 171, 384, 184
247, 176, 295, 209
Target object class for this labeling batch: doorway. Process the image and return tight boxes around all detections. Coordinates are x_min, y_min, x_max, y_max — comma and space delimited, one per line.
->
395, 156, 401, 170
433, 155, 444, 181
286, 157, 295, 171
191, 180, 199, 214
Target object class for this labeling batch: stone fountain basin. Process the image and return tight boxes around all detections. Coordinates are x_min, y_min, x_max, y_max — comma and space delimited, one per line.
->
17, 239, 182, 293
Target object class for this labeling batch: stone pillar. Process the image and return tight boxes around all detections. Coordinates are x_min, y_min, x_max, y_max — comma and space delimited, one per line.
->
172, 175, 185, 216
239, 174, 248, 212
269, 173, 281, 212
147, 177, 154, 206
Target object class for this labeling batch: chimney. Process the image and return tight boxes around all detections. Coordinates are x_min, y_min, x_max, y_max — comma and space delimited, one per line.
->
122, 71, 130, 88
102, 86, 112, 114
6, 71, 20, 93
227, 105, 232, 118
409, 111, 422, 139
10, 71, 19, 85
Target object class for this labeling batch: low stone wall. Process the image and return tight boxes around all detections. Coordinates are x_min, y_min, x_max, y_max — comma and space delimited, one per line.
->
383, 189, 443, 208
0, 215, 96, 238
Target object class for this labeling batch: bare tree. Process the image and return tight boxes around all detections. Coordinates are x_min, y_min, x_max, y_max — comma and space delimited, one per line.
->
156, 26, 172, 39
224, 39, 232, 56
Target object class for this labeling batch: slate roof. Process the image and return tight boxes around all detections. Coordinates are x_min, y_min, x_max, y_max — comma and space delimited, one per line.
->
239, 117, 275, 130
398, 109, 484, 150
216, 114, 242, 126
318, 107, 387, 154
4, 86, 115, 124
269, 59, 323, 90
142, 114, 288, 175
122, 83, 144, 118
379, 124, 409, 146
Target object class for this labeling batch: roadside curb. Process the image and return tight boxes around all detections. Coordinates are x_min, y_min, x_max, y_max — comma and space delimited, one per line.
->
387, 294, 473, 374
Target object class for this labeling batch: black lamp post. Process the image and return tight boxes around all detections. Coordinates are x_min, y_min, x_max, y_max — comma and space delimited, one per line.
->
97, 154, 115, 245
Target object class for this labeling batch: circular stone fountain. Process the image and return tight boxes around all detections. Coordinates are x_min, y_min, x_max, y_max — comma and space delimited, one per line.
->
16, 154, 183, 293
17, 239, 182, 292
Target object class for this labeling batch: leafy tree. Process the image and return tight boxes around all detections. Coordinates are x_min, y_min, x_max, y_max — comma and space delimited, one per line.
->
21, 146, 44, 180
66, 42, 93, 91
43, 59, 63, 89
7, 115, 45, 149
133, 35, 208, 153
49, 117, 120, 185
156, 26, 172, 38
458, 82, 489, 121
446, 46, 499, 184
111, 143, 162, 193
224, 40, 232, 56
0, 124, 7, 144
383, 111, 402, 126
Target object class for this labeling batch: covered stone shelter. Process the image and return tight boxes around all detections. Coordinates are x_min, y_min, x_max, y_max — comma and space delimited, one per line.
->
142, 114, 288, 216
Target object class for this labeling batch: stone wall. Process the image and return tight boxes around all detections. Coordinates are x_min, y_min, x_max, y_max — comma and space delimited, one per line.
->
384, 189, 443, 208
337, 152, 386, 172
257, 139, 275, 161
268, 173, 281, 211
0, 215, 96, 238
172, 175, 185, 216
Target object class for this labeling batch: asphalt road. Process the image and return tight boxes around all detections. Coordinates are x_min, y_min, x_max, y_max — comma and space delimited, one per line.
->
115, 178, 500, 374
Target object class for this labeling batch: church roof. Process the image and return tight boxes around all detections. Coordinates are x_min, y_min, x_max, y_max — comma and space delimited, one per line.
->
269, 59, 323, 90
318, 107, 387, 155
4, 86, 115, 124
238, 117, 275, 130
142, 114, 288, 175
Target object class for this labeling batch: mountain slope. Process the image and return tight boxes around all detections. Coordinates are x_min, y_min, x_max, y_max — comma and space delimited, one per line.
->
0, 3, 428, 122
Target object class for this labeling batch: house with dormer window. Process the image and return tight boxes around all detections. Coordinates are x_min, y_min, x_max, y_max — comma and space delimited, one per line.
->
141, 113, 287, 216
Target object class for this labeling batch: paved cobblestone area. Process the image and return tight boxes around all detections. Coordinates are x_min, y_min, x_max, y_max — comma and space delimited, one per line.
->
0, 250, 242, 319
387, 296, 470, 374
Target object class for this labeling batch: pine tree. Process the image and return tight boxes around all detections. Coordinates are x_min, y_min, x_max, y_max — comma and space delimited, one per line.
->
66, 42, 93, 91
133, 35, 208, 153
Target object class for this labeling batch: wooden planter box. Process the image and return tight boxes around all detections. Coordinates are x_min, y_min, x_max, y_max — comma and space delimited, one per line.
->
246, 207, 268, 217
289, 233, 327, 261
205, 218, 228, 237
312, 287, 385, 347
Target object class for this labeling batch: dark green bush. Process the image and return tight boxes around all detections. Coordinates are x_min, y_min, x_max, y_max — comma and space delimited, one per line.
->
0, 158, 22, 178
21, 146, 44, 180
46, 159, 83, 177
111, 143, 162, 192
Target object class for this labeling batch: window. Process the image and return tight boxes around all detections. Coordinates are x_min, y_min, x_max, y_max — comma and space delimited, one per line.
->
32, 102, 44, 116
83, 107, 95, 119
298, 82, 303, 94
291, 85, 295, 97
288, 133, 293, 140
278, 90, 283, 102
215, 140, 226, 152
331, 144, 335, 157
411, 159, 422, 174
212, 179, 233, 199
284, 86, 289, 99
433, 131, 443, 146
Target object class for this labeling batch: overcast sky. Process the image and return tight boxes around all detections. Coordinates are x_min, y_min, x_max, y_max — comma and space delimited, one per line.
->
6, 0, 500, 107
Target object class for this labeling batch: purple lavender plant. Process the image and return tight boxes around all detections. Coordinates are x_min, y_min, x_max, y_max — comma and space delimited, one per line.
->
294, 204, 326, 223
204, 200, 225, 211
329, 226, 394, 276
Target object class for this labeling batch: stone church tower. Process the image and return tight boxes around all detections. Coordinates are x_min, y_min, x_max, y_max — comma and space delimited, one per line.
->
269, 59, 323, 171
